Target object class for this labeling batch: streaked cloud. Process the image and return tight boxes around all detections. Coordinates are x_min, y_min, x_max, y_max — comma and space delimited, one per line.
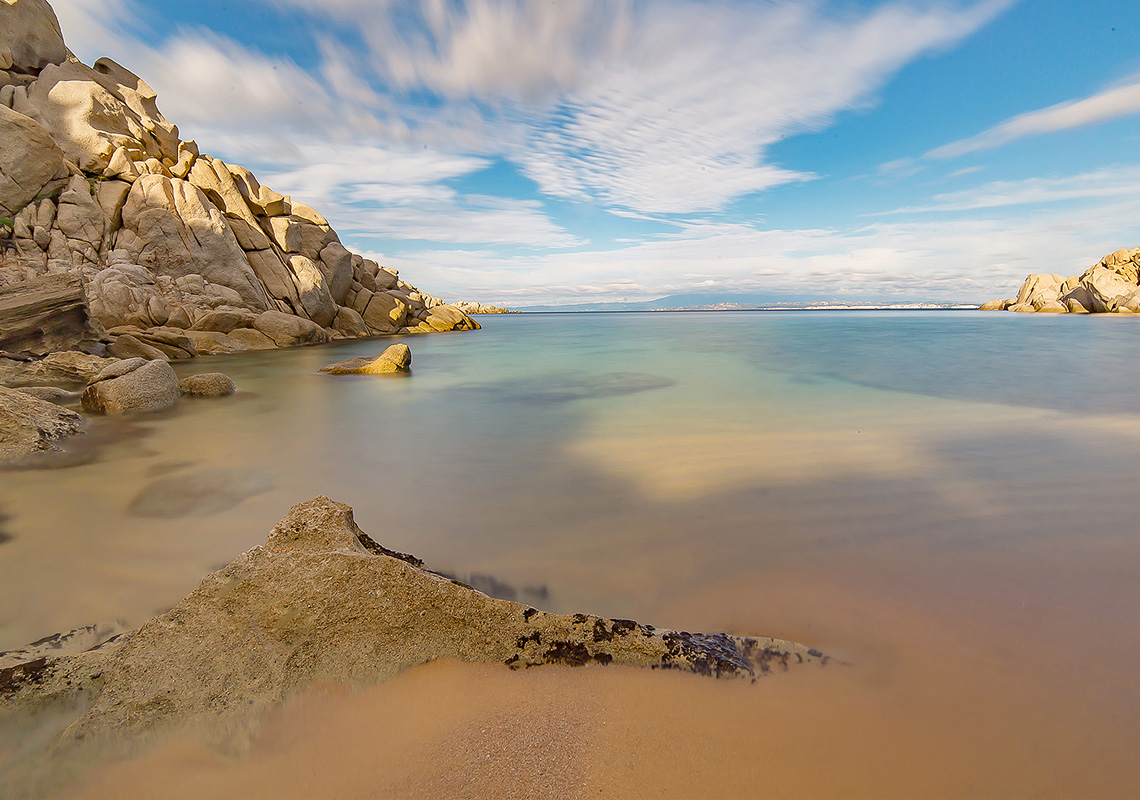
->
927, 75, 1140, 159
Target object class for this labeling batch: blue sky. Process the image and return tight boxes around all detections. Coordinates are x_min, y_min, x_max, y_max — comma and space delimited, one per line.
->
53, 0, 1140, 305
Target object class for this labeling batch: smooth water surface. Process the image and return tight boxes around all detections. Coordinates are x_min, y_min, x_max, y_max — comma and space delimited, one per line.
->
4, 310, 1140, 795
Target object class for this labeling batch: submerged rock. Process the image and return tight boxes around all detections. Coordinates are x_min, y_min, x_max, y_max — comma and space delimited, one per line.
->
0, 497, 830, 751
179, 372, 236, 397
320, 343, 411, 375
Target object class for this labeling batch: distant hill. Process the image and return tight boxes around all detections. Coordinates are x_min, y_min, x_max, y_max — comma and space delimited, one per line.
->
519, 293, 978, 312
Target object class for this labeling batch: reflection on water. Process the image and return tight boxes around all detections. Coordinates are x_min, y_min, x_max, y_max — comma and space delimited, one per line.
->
458, 370, 675, 404
3, 311, 1140, 795
128, 468, 276, 519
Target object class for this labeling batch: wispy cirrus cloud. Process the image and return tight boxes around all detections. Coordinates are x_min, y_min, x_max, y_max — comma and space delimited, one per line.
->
927, 75, 1140, 159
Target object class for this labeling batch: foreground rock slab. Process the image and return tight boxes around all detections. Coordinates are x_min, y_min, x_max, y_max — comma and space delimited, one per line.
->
0, 497, 830, 753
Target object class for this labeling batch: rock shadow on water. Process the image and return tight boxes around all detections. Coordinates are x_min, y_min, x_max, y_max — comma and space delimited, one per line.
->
460, 370, 674, 405
128, 467, 275, 519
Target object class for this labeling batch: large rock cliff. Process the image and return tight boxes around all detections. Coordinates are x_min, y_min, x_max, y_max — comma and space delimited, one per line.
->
0, 0, 477, 356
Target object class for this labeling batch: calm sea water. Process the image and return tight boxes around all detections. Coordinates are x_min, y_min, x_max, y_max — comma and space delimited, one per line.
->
2, 310, 1140, 648
5, 310, 1140, 795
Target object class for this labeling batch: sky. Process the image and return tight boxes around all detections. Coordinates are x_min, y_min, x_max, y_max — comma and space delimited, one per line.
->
51, 0, 1140, 306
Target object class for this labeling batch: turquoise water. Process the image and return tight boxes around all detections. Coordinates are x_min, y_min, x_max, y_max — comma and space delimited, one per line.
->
2, 311, 1140, 652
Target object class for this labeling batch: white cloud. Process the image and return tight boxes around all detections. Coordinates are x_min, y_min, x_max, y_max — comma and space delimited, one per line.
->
927, 75, 1140, 159
381, 195, 1140, 306
250, 0, 1009, 213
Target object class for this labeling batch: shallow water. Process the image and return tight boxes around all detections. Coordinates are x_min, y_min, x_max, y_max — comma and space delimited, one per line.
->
4, 310, 1140, 796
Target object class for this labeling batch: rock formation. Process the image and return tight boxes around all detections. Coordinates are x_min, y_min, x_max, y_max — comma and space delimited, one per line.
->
0, 273, 103, 354
981, 247, 1140, 313
0, 0, 479, 360
0, 497, 831, 756
454, 300, 511, 314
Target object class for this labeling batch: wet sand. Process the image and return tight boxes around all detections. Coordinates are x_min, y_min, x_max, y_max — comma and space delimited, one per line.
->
66, 538, 1140, 799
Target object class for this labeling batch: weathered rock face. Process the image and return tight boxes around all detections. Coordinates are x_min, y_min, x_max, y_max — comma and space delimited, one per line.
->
0, 104, 67, 217
983, 248, 1140, 314
0, 273, 103, 355
115, 175, 270, 311
0, 383, 83, 462
0, 0, 480, 352
0, 496, 830, 753
0, 349, 115, 388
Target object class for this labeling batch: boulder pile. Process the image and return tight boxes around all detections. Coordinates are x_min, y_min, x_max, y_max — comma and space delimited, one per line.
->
0, 0, 479, 359
981, 247, 1140, 313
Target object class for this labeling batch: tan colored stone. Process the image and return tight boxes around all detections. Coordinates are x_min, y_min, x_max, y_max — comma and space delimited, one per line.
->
267, 216, 301, 253
179, 372, 236, 397
81, 358, 181, 414
227, 327, 277, 350
180, 329, 248, 355
362, 292, 407, 333
288, 254, 336, 327
251, 309, 329, 348
0, 103, 65, 217
332, 306, 369, 338
0, 0, 68, 74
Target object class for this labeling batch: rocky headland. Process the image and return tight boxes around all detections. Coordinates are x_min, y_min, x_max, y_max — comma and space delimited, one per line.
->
980, 247, 1140, 313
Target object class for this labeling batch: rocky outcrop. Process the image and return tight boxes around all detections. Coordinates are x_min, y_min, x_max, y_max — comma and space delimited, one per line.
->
0, 497, 830, 754
982, 248, 1140, 314
0, 383, 83, 461
0, 0, 479, 356
320, 343, 411, 375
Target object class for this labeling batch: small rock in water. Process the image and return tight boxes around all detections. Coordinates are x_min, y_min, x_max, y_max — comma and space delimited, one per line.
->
320, 343, 411, 375
179, 372, 236, 397
80, 360, 181, 415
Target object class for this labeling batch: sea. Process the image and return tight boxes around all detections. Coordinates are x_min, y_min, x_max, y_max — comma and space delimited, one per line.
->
3, 310, 1139, 796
